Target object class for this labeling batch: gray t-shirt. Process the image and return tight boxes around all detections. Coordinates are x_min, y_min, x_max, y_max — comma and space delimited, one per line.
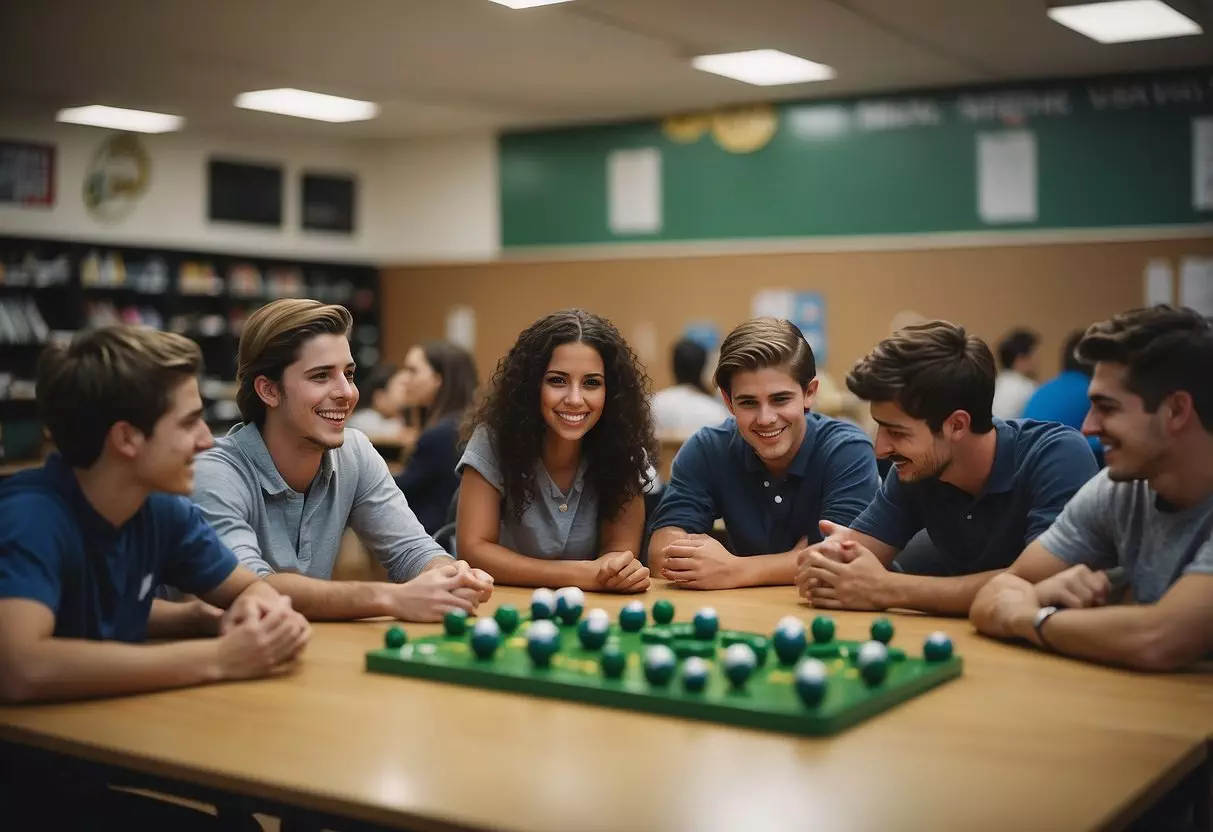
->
1037, 470, 1213, 604
192, 422, 448, 581
456, 425, 599, 560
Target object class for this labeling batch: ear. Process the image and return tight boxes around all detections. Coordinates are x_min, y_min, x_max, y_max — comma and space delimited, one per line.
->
1164, 390, 1197, 432
254, 375, 282, 410
803, 378, 820, 412
107, 420, 144, 461
943, 409, 972, 441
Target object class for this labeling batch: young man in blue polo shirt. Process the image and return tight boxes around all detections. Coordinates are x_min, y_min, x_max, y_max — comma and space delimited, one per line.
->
647, 318, 880, 589
0, 326, 309, 828
795, 321, 1097, 615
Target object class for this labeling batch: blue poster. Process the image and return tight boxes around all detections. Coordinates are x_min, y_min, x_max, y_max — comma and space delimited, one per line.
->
682, 320, 720, 352
793, 292, 827, 364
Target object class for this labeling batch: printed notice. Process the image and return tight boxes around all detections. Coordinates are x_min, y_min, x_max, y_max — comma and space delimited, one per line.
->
1194, 117, 1213, 211
444, 305, 476, 351
977, 130, 1037, 223
1144, 259, 1175, 307
1179, 257, 1213, 317
608, 148, 662, 235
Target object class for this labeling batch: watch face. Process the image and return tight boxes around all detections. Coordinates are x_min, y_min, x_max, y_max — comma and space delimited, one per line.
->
1035, 606, 1058, 626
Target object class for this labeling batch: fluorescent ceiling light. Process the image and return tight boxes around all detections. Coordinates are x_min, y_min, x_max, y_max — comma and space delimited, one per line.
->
691, 49, 835, 86
56, 105, 183, 133
234, 88, 379, 123
1047, 0, 1202, 43
488, 0, 575, 8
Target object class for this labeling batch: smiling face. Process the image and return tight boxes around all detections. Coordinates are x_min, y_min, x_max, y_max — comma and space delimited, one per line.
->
126, 376, 214, 495
261, 333, 359, 450
1082, 362, 1168, 482
540, 342, 606, 443
725, 366, 816, 474
401, 346, 441, 408
870, 400, 953, 483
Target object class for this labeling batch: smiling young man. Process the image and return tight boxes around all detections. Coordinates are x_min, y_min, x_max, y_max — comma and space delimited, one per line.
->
0, 326, 309, 829
191, 299, 492, 623
647, 317, 879, 589
796, 321, 1097, 615
971, 306, 1213, 671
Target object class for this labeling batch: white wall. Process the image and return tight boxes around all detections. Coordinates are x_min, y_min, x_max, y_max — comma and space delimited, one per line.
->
0, 119, 499, 263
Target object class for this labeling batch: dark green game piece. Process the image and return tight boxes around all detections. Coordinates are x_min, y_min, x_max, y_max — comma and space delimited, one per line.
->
671, 638, 717, 659
670, 622, 695, 638
682, 657, 709, 693
470, 620, 501, 660
888, 647, 907, 662
600, 644, 626, 679
693, 608, 720, 640
578, 617, 609, 650
806, 643, 841, 659
443, 608, 468, 637
811, 615, 836, 644
384, 626, 407, 649
619, 601, 646, 632
643, 645, 677, 686
773, 628, 807, 666
857, 641, 889, 686
494, 605, 520, 634
652, 599, 675, 625
870, 617, 895, 645
794, 659, 829, 707
924, 632, 954, 662
641, 626, 673, 645
744, 635, 769, 665
722, 643, 757, 689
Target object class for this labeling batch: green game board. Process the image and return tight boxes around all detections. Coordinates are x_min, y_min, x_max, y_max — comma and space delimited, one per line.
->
365, 605, 962, 737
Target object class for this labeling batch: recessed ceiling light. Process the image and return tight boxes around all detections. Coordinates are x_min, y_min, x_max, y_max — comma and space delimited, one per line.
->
1047, 0, 1202, 43
55, 105, 184, 133
691, 49, 835, 86
487, 0, 575, 8
234, 88, 379, 123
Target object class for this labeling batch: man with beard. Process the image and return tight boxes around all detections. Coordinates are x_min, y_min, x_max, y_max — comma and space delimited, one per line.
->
795, 321, 1097, 615
192, 299, 493, 622
972, 306, 1213, 671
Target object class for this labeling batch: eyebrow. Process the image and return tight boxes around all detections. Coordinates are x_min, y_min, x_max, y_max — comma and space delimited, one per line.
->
546, 370, 604, 378
735, 389, 797, 400
180, 407, 204, 423
305, 363, 356, 374
1089, 394, 1119, 406
874, 418, 911, 430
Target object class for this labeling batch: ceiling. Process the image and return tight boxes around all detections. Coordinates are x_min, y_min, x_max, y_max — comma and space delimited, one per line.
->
0, 0, 1210, 141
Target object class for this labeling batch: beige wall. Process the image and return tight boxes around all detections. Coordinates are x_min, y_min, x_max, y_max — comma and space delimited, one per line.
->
381, 237, 1213, 390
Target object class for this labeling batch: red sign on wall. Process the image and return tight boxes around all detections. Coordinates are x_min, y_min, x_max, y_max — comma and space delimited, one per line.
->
0, 140, 55, 207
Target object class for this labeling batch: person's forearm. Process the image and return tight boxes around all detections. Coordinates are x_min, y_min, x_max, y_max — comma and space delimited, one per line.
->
461, 543, 594, 589
264, 573, 388, 621
881, 570, 1002, 616
0, 639, 224, 704
735, 551, 799, 587
146, 599, 218, 640
648, 527, 687, 573
1010, 605, 1188, 672
382, 546, 451, 583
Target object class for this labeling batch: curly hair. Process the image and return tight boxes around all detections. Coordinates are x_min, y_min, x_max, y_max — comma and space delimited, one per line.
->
465, 309, 657, 522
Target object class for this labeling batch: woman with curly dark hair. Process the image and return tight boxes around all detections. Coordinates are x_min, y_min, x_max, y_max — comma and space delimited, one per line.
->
455, 309, 657, 592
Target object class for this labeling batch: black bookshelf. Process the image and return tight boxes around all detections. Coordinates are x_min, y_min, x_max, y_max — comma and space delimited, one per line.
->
0, 235, 381, 461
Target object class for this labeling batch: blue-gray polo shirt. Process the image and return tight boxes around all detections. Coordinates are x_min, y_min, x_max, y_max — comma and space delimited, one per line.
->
0, 454, 238, 642
648, 414, 880, 555
851, 418, 1099, 575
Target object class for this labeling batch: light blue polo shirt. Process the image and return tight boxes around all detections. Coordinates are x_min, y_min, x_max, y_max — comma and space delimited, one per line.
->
456, 425, 599, 560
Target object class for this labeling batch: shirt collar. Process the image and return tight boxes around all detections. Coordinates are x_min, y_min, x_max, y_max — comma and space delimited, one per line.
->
740, 412, 819, 479
541, 456, 589, 500
229, 422, 334, 496
982, 419, 1017, 496
44, 453, 125, 541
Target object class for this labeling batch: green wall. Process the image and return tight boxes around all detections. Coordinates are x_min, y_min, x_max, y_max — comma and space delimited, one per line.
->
500, 68, 1213, 248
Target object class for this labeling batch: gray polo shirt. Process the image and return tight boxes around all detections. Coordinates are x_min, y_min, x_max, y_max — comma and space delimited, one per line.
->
192, 423, 448, 582
456, 425, 599, 560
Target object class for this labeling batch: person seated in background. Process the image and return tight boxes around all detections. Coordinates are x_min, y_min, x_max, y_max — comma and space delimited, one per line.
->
346, 363, 407, 441
192, 299, 492, 623
456, 309, 656, 593
991, 326, 1039, 419
1024, 328, 1103, 465
650, 337, 729, 438
647, 318, 879, 590
0, 326, 309, 829
393, 340, 479, 535
796, 321, 1096, 615
972, 306, 1213, 671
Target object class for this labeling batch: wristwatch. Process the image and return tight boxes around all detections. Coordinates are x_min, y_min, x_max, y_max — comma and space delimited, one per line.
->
1033, 605, 1061, 651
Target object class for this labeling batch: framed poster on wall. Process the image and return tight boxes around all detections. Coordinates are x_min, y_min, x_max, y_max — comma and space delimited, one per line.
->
301, 171, 356, 233
0, 140, 55, 207
208, 158, 283, 227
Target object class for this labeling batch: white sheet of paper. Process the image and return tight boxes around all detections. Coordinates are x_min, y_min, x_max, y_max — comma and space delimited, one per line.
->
1179, 257, 1213, 316
751, 289, 796, 321
1144, 259, 1175, 307
608, 148, 662, 235
977, 130, 1038, 223
444, 305, 476, 351
1194, 116, 1213, 211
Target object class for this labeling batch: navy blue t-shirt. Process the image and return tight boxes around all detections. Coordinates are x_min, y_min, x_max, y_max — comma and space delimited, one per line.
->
649, 414, 880, 555
850, 419, 1098, 575
0, 454, 239, 642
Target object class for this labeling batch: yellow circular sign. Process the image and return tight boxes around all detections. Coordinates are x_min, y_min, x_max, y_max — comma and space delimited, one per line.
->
711, 104, 779, 154
661, 112, 711, 144
83, 133, 151, 223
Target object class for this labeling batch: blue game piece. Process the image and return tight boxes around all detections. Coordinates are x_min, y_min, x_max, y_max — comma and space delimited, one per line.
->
527, 619, 561, 668
773, 616, 808, 665
722, 643, 757, 690
600, 644, 626, 679
794, 658, 829, 707
856, 640, 889, 686
470, 618, 501, 660
578, 610, 610, 650
682, 656, 709, 693
555, 586, 585, 626
619, 600, 646, 632
531, 588, 556, 621
643, 645, 677, 686
924, 631, 954, 662
692, 607, 719, 640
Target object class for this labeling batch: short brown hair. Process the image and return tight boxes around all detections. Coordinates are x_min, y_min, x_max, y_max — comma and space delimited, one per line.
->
1077, 305, 1213, 432
847, 321, 996, 433
714, 318, 816, 395
236, 299, 353, 425
36, 326, 202, 467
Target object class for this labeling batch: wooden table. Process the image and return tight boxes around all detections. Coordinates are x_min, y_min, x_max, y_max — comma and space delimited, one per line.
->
2, 585, 1211, 831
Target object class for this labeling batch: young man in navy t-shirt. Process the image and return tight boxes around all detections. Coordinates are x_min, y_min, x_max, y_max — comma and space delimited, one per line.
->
0, 326, 309, 829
